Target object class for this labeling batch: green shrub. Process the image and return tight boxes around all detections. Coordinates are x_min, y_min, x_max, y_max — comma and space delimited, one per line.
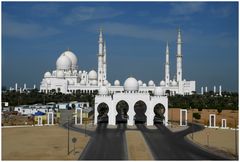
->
193, 112, 201, 120
217, 108, 222, 114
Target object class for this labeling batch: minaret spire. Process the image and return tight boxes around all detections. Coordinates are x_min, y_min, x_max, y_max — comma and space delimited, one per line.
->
176, 28, 183, 82
165, 41, 170, 86
103, 41, 107, 81
98, 27, 104, 86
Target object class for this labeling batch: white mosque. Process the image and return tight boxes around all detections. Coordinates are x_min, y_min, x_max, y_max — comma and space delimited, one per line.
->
40, 28, 196, 96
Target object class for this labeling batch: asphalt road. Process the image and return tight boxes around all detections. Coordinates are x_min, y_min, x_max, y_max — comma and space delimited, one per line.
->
79, 123, 128, 160
63, 120, 230, 160
137, 123, 228, 160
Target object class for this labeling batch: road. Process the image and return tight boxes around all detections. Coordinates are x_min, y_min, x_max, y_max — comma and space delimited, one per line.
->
64, 121, 229, 160
137, 123, 227, 160
79, 123, 128, 160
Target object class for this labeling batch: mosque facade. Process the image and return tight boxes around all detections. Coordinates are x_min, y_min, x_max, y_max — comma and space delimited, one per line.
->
40, 29, 195, 96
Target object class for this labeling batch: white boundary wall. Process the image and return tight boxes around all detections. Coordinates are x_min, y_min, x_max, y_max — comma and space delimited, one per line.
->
180, 109, 187, 126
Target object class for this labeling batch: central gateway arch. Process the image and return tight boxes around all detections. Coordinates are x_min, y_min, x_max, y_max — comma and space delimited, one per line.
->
94, 77, 168, 126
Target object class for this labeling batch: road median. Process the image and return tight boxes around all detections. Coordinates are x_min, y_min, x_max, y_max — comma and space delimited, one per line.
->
126, 130, 153, 160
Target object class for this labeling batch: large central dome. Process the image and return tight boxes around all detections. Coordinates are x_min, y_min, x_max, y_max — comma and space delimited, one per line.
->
56, 54, 72, 70
61, 50, 78, 70
124, 77, 139, 91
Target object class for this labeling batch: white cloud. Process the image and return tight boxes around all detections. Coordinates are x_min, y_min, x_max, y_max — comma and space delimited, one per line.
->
170, 2, 205, 15
3, 15, 60, 39
63, 6, 124, 24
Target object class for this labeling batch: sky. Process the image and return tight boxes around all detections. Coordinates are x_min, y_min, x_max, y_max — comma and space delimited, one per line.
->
2, 2, 239, 92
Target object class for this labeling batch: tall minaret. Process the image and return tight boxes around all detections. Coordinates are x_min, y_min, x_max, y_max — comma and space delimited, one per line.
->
98, 28, 104, 86
103, 41, 107, 81
165, 42, 170, 87
176, 28, 183, 82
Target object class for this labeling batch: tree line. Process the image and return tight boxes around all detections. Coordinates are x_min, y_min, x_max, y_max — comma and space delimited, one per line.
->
2, 90, 238, 110
169, 91, 238, 110
2, 89, 96, 107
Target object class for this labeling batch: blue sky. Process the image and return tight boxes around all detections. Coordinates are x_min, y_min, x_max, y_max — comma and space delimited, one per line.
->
2, 2, 238, 92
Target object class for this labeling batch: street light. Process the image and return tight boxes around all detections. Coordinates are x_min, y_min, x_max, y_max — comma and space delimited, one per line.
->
67, 113, 75, 155
234, 118, 238, 158
191, 107, 194, 140
67, 116, 70, 155
171, 108, 173, 128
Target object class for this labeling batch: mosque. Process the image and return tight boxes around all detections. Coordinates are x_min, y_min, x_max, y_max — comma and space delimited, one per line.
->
40, 28, 196, 96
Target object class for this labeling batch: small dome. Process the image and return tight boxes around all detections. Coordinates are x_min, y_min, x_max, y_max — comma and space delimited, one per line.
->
172, 80, 177, 86
73, 70, 78, 75
88, 70, 97, 80
108, 83, 111, 86
124, 77, 139, 91
61, 50, 78, 69
154, 87, 164, 96
44, 72, 51, 78
103, 80, 109, 86
114, 80, 120, 86
138, 80, 143, 86
56, 54, 72, 70
148, 80, 155, 86
80, 80, 86, 85
160, 80, 165, 86
99, 86, 108, 95
91, 80, 98, 86
56, 70, 64, 78
143, 83, 147, 87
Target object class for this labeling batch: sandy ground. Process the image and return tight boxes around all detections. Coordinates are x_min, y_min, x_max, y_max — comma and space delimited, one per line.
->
169, 108, 238, 128
126, 130, 153, 160
186, 128, 238, 158
2, 125, 90, 160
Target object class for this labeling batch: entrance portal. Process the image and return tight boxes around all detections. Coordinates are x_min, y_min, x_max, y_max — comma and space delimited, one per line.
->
97, 103, 109, 123
154, 103, 166, 124
134, 101, 147, 124
116, 100, 129, 124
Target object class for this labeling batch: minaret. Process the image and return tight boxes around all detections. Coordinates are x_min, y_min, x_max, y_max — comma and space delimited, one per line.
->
98, 28, 104, 86
201, 87, 204, 95
103, 41, 107, 81
219, 85, 222, 96
15, 83, 18, 91
165, 42, 170, 87
176, 28, 183, 82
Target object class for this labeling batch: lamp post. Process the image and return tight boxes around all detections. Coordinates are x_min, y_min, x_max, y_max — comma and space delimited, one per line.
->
67, 113, 75, 155
235, 118, 238, 158
67, 116, 70, 155
85, 119, 87, 137
171, 108, 173, 128
191, 107, 194, 140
